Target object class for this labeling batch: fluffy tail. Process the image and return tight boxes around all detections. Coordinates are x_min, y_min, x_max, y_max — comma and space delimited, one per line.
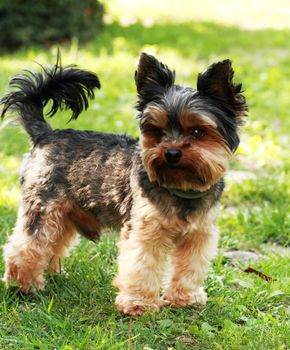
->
0, 53, 101, 142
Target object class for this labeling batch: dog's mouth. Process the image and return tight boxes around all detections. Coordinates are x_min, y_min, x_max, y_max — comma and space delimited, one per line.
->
142, 143, 229, 191
152, 164, 213, 191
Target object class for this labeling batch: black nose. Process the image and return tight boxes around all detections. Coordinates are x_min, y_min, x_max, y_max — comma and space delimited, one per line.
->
165, 148, 182, 164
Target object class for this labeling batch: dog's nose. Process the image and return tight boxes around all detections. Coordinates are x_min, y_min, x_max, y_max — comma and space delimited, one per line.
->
165, 148, 182, 164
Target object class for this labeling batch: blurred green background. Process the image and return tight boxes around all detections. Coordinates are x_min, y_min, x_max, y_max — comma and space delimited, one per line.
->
0, 1, 289, 349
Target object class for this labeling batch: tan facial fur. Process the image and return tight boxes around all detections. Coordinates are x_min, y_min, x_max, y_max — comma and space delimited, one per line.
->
140, 109, 232, 191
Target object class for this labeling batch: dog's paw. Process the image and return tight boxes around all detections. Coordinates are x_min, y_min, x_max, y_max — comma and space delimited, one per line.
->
188, 287, 208, 305
162, 287, 207, 307
3, 260, 45, 293
115, 293, 161, 316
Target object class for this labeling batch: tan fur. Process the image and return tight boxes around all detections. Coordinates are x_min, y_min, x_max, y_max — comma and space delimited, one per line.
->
1, 53, 245, 317
180, 111, 218, 130
140, 106, 232, 192
162, 209, 219, 306
114, 189, 219, 314
3, 201, 78, 291
48, 227, 77, 273
141, 135, 231, 191
142, 104, 168, 130
4, 118, 227, 314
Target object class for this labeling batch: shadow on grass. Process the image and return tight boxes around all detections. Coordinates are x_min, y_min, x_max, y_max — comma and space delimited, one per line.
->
88, 21, 290, 58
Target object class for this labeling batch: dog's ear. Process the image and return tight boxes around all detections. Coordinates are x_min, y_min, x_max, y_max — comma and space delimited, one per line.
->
197, 60, 247, 124
135, 53, 175, 111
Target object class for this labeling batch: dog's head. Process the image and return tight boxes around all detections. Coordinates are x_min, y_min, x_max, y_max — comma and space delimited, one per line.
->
135, 53, 247, 191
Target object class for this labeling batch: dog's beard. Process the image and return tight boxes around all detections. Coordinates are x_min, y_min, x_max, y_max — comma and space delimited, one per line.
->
141, 140, 231, 191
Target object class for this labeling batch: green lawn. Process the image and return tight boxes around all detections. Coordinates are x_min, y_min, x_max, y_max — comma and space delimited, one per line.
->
0, 7, 289, 350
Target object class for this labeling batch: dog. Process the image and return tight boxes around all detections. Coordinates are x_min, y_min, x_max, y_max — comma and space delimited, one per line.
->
0, 52, 247, 315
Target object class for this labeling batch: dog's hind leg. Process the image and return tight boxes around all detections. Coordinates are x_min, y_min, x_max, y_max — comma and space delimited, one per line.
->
3, 201, 77, 293
47, 228, 78, 274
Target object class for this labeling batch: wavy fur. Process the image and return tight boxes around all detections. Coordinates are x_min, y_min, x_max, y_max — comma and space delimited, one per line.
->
0, 52, 101, 141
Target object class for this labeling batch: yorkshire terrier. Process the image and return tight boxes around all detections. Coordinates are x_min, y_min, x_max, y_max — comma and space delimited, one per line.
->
1, 53, 247, 315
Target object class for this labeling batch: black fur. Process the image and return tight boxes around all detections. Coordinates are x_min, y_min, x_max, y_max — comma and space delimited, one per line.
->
197, 59, 246, 115
0, 53, 246, 240
135, 52, 175, 112
137, 167, 225, 220
1, 53, 248, 306
0, 52, 100, 142
136, 54, 247, 152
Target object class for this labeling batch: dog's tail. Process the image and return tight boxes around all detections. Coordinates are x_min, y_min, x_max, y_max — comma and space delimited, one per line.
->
0, 52, 101, 143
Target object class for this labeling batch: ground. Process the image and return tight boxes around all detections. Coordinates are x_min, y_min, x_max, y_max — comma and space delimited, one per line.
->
0, 1, 289, 349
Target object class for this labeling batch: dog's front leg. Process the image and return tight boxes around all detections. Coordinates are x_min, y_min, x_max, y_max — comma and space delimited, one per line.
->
114, 228, 167, 316
162, 226, 219, 308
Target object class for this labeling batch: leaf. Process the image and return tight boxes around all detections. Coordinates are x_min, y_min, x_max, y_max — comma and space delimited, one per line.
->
244, 267, 276, 282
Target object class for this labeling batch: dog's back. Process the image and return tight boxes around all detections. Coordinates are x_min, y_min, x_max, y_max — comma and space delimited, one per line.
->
24, 128, 137, 232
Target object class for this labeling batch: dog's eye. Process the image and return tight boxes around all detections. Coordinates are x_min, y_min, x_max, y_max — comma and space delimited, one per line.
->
190, 128, 204, 139
153, 126, 164, 136
143, 124, 164, 137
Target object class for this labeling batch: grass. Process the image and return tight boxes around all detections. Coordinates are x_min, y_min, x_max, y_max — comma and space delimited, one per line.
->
0, 4, 290, 350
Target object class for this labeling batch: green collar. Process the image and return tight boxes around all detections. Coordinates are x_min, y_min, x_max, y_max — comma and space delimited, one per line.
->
167, 188, 210, 199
